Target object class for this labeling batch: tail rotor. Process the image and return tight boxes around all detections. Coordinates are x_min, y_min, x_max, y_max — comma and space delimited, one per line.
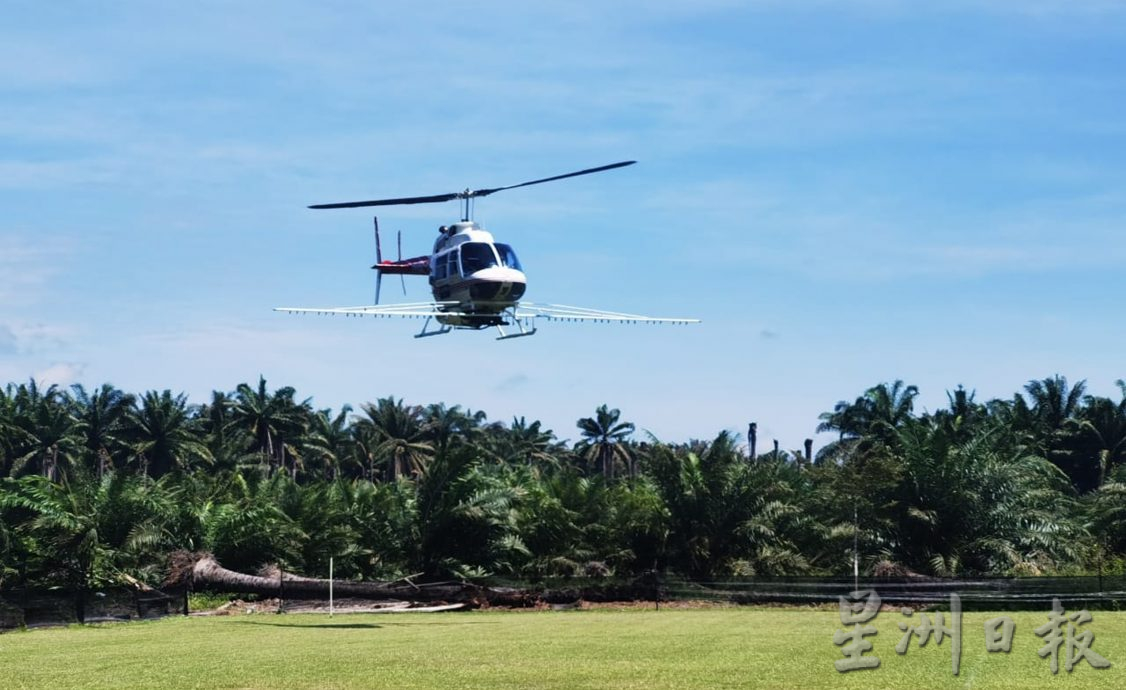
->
371, 216, 407, 305
398, 230, 406, 296
373, 217, 383, 305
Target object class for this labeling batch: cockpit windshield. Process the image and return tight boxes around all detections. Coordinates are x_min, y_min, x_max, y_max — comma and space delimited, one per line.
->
494, 243, 522, 271
460, 242, 499, 274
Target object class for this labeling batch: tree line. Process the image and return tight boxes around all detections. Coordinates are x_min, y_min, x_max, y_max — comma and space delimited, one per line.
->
1, 375, 1124, 596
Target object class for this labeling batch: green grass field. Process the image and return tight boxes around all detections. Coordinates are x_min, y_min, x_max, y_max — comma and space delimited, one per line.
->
1, 607, 1123, 689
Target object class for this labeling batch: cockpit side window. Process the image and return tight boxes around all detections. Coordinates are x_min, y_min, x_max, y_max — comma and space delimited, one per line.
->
494, 243, 522, 271
460, 242, 499, 274
445, 249, 460, 278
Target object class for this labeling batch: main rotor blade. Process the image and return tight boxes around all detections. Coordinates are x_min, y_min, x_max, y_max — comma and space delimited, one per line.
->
471, 160, 635, 198
307, 160, 635, 210
309, 192, 460, 210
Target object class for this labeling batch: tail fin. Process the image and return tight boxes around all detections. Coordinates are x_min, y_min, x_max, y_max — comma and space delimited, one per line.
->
373, 216, 382, 304
398, 230, 406, 296
372, 218, 410, 303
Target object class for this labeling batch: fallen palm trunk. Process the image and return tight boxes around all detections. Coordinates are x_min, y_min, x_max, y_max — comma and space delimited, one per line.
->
168, 552, 535, 607
189, 555, 478, 602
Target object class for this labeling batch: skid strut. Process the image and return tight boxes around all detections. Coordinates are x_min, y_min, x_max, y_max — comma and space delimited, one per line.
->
495, 316, 537, 340
415, 316, 452, 338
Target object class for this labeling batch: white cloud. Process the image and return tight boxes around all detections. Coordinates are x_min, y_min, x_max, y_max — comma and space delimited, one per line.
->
33, 362, 85, 387
0, 322, 71, 355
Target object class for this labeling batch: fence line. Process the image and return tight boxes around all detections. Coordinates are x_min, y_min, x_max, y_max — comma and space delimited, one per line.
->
492, 574, 1126, 608
3, 574, 1123, 630
0, 587, 183, 631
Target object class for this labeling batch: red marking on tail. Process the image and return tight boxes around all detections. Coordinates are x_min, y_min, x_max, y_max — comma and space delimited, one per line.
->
373, 257, 430, 275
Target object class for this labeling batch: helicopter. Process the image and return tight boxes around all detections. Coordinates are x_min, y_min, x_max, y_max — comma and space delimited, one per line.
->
275, 161, 699, 340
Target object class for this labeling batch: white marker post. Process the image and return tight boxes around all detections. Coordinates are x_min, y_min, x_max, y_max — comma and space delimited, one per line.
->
329, 557, 334, 617
853, 505, 859, 592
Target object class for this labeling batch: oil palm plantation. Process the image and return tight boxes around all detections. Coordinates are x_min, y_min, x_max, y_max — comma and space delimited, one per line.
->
3, 373, 1124, 588
0, 471, 175, 618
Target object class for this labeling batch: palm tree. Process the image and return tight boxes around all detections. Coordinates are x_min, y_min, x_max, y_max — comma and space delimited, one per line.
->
1019, 375, 1089, 491
0, 385, 26, 476
197, 390, 259, 475
1065, 380, 1126, 492
1085, 464, 1126, 557
202, 494, 303, 573
884, 417, 1084, 575
302, 406, 354, 480
1024, 375, 1087, 436
70, 383, 135, 477
0, 471, 176, 620
514, 469, 594, 576
577, 405, 635, 480
125, 390, 211, 478
815, 381, 919, 463
334, 478, 411, 579
867, 380, 920, 431
646, 432, 818, 576
490, 417, 562, 470
929, 386, 989, 443
6, 381, 81, 481
229, 377, 312, 478
422, 403, 483, 454
354, 397, 434, 481
411, 444, 525, 578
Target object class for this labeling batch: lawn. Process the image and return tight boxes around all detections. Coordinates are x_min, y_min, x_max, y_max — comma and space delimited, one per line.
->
1, 606, 1123, 689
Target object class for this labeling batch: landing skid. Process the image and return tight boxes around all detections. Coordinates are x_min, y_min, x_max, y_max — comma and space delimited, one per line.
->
414, 316, 452, 338
495, 320, 537, 340
414, 312, 537, 340
495, 308, 536, 340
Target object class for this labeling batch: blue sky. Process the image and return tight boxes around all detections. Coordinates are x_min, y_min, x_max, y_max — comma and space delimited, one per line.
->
2, 1, 1125, 450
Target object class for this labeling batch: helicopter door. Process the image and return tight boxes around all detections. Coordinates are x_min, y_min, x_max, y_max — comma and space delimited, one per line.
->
445, 249, 460, 280
433, 250, 458, 300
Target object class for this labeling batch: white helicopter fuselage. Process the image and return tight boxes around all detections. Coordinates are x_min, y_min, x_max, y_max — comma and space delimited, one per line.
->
281, 161, 699, 339
428, 222, 527, 327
